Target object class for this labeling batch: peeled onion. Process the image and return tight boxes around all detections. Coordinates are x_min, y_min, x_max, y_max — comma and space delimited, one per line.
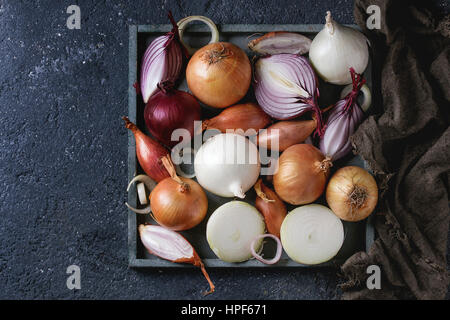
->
206, 201, 265, 263
326, 166, 378, 221
273, 144, 331, 205
280, 204, 344, 265
186, 42, 251, 108
194, 133, 260, 198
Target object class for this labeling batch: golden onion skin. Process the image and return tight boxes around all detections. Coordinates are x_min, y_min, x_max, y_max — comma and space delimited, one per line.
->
273, 144, 330, 205
186, 42, 251, 109
326, 166, 378, 222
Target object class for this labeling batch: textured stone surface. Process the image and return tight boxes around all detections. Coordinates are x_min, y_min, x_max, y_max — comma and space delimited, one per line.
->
0, 0, 448, 300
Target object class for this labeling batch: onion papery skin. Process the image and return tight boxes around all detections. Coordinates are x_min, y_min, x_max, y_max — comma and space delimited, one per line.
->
202, 102, 271, 134
257, 118, 316, 152
319, 99, 363, 160
273, 144, 331, 205
186, 42, 252, 108
150, 176, 208, 231
123, 117, 170, 182
194, 133, 261, 198
280, 204, 344, 265
144, 87, 201, 147
140, 12, 185, 103
253, 54, 320, 120
326, 166, 378, 222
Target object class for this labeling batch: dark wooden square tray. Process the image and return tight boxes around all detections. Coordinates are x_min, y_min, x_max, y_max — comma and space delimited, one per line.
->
128, 23, 374, 268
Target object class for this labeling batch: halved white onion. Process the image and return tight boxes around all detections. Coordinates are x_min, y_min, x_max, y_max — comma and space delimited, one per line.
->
280, 204, 344, 265
206, 201, 266, 263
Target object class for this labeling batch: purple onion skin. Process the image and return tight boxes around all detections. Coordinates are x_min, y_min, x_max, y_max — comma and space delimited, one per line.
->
253, 54, 319, 120
319, 99, 364, 161
144, 89, 201, 148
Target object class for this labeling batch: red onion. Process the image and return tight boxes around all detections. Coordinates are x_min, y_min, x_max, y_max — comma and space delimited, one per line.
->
319, 68, 366, 160
144, 81, 201, 147
253, 54, 324, 135
140, 11, 186, 103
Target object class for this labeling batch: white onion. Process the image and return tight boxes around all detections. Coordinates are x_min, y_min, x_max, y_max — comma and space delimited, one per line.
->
194, 133, 261, 198
206, 201, 266, 262
280, 204, 344, 265
309, 11, 370, 85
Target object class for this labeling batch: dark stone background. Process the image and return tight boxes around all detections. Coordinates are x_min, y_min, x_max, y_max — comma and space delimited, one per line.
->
0, 0, 448, 300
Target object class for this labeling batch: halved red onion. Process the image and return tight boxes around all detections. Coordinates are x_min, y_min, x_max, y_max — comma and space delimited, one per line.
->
140, 11, 185, 103
253, 54, 324, 135
319, 68, 368, 160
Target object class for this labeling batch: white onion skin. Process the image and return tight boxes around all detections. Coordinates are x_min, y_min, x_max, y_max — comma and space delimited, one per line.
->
280, 204, 344, 265
206, 201, 265, 263
194, 133, 261, 198
326, 166, 378, 221
309, 12, 369, 85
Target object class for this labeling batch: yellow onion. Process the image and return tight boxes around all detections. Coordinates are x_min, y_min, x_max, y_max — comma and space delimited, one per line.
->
186, 42, 251, 108
273, 144, 331, 205
326, 166, 378, 221
150, 156, 207, 231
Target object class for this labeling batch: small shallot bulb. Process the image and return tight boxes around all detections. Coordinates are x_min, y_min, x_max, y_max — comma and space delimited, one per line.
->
254, 179, 287, 238
202, 102, 271, 134
326, 166, 378, 221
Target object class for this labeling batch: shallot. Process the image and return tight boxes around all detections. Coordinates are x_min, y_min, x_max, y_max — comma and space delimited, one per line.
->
139, 224, 214, 295
202, 102, 271, 135
254, 179, 286, 238
248, 31, 312, 55
123, 117, 170, 182
257, 117, 316, 151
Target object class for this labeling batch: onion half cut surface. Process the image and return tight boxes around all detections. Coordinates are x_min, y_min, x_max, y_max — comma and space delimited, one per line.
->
280, 204, 344, 265
206, 201, 266, 263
